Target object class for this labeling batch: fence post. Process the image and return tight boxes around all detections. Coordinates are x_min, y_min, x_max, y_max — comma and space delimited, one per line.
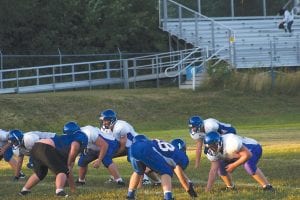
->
16, 69, 19, 93
0, 50, 2, 89
133, 59, 137, 89
192, 66, 196, 91
269, 40, 275, 90
197, 0, 201, 14
123, 60, 129, 89
37, 68, 39, 85
58, 48, 62, 82
195, 13, 199, 47
88, 63, 92, 90
297, 35, 300, 63
178, 5, 183, 38
211, 21, 215, 53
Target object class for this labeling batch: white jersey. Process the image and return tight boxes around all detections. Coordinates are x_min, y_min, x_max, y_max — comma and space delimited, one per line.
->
19, 131, 57, 156
81, 125, 115, 151
206, 134, 258, 161
0, 129, 9, 147
111, 120, 138, 148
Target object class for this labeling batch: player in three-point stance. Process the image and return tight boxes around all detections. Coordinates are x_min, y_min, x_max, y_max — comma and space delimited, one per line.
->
126, 135, 197, 200
203, 131, 274, 192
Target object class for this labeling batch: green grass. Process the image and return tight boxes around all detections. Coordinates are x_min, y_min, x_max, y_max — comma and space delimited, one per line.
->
0, 88, 300, 199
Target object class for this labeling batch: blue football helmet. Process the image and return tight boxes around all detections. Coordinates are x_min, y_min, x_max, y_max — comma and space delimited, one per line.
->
63, 121, 80, 135
188, 116, 204, 140
8, 129, 24, 148
99, 109, 117, 129
204, 131, 222, 154
170, 138, 186, 152
133, 134, 148, 143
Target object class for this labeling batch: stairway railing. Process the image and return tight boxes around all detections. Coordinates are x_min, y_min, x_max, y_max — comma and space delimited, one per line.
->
159, 0, 236, 52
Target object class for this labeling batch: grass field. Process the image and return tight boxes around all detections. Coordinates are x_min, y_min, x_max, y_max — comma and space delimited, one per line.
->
0, 88, 299, 199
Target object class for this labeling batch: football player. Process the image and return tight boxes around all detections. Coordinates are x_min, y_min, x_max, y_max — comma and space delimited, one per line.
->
15, 121, 88, 197
204, 131, 274, 191
99, 109, 160, 185
126, 135, 197, 200
7, 129, 57, 175
188, 116, 236, 169
71, 124, 124, 186
0, 129, 25, 180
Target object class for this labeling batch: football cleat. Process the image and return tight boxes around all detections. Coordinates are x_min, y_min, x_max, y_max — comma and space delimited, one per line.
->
117, 180, 125, 186
19, 172, 26, 179
263, 184, 275, 192
19, 190, 31, 196
75, 179, 86, 186
56, 190, 68, 197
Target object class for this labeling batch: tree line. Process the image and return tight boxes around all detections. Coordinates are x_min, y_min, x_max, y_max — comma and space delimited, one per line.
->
0, 0, 288, 56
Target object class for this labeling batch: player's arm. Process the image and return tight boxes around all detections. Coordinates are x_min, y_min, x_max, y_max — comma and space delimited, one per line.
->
0, 142, 11, 156
206, 160, 220, 192
67, 141, 81, 192
14, 154, 24, 178
93, 137, 108, 168
115, 135, 127, 156
194, 139, 203, 168
174, 165, 197, 197
226, 145, 252, 173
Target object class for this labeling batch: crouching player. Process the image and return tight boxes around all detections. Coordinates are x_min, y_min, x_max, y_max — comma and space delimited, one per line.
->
65, 123, 124, 185
126, 135, 197, 200
17, 122, 88, 197
204, 131, 274, 192
0, 129, 26, 180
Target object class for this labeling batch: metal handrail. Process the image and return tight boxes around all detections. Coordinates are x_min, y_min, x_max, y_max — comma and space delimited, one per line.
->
160, 0, 236, 39
164, 46, 204, 77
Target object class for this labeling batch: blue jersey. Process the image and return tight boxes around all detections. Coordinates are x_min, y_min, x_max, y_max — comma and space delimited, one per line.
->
99, 135, 119, 157
52, 131, 88, 158
217, 123, 236, 135
129, 139, 189, 176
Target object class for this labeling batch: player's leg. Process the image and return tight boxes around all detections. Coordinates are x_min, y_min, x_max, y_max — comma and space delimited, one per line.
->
252, 168, 272, 189
127, 172, 142, 199
19, 173, 42, 195
144, 168, 161, 185
161, 174, 173, 200
77, 149, 98, 184
106, 162, 124, 185
243, 144, 273, 191
219, 160, 235, 189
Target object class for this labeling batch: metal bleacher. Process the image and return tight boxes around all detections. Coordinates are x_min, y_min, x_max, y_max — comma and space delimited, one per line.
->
159, 0, 300, 69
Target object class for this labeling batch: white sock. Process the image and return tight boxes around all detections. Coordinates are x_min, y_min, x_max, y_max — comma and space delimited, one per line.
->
56, 188, 63, 194
115, 178, 123, 182
21, 187, 30, 192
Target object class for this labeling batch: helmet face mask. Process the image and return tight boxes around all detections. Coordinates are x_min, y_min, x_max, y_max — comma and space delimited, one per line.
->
204, 131, 223, 155
188, 116, 204, 139
99, 109, 117, 129
8, 130, 23, 149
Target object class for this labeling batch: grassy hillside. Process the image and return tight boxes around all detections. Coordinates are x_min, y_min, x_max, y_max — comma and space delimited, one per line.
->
0, 88, 299, 133
0, 88, 299, 199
